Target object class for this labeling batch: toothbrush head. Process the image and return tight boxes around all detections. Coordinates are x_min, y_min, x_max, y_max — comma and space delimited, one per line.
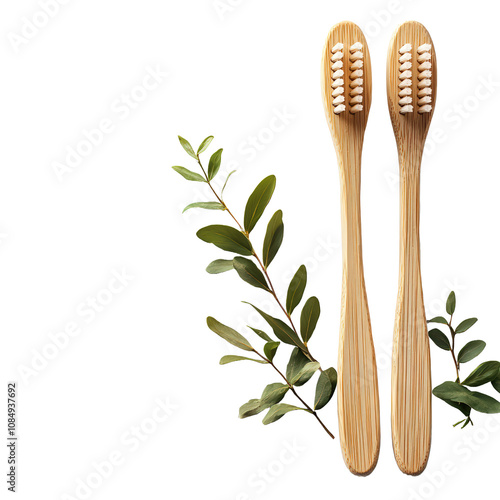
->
322, 21, 372, 140
387, 22, 437, 146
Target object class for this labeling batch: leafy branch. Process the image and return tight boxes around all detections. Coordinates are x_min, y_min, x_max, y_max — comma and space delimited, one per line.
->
428, 291, 500, 428
174, 135, 337, 439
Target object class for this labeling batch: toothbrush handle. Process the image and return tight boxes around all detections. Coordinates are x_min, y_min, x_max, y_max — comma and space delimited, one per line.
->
392, 166, 432, 475
337, 151, 380, 476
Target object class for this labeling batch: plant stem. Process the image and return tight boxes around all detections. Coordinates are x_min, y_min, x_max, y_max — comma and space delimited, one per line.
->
197, 156, 332, 435
447, 317, 460, 382
199, 157, 318, 365
253, 349, 335, 440
197, 158, 244, 232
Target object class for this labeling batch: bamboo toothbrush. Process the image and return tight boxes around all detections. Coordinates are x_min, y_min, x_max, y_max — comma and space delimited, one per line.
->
321, 21, 380, 476
387, 21, 436, 475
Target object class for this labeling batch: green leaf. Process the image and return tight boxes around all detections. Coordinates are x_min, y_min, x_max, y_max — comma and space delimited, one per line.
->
206, 259, 234, 274
197, 135, 213, 154
220, 355, 267, 365
433, 381, 500, 414
244, 302, 305, 350
492, 372, 500, 393
221, 170, 236, 197
239, 383, 289, 420
178, 136, 197, 159
314, 367, 337, 410
286, 348, 306, 377
206, 317, 253, 351
260, 383, 289, 407
427, 316, 449, 325
183, 201, 224, 213
292, 362, 320, 385
441, 398, 472, 418
300, 297, 320, 343
197, 225, 253, 255
462, 392, 500, 413
233, 257, 270, 292
457, 340, 486, 363
207, 148, 223, 181
428, 329, 451, 351
248, 327, 273, 342
243, 175, 276, 233
462, 361, 500, 387
262, 404, 304, 425
172, 166, 205, 182
446, 291, 456, 315
239, 399, 265, 418
455, 318, 478, 334
264, 341, 280, 362
286, 348, 316, 386
262, 210, 284, 268
286, 265, 307, 315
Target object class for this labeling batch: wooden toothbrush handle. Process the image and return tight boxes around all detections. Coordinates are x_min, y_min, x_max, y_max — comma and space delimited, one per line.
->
337, 153, 380, 476
392, 167, 432, 475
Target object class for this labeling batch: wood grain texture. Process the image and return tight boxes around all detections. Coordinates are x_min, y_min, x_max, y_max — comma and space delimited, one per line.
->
321, 21, 380, 476
387, 21, 437, 476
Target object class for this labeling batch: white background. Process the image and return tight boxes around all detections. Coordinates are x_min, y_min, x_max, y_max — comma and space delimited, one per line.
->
1, 1, 500, 499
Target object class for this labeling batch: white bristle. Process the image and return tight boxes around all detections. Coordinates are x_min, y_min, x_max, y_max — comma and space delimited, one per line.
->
417, 43, 431, 54
350, 42, 363, 53
416, 46, 432, 113
398, 44, 413, 116
330, 44, 345, 114
418, 104, 432, 113
349, 51, 363, 62
342, 42, 363, 111
417, 79, 431, 89
349, 44, 363, 106
400, 105, 414, 114
331, 51, 343, 62
417, 52, 431, 63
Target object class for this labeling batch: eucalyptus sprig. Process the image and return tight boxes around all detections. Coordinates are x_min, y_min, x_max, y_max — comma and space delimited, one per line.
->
428, 291, 500, 428
173, 135, 337, 439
